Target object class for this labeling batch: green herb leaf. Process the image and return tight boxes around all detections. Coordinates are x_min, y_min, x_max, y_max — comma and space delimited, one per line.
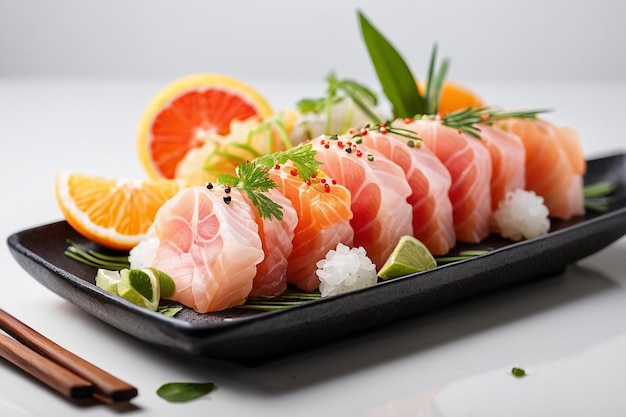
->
217, 161, 283, 220
358, 11, 424, 118
157, 305, 183, 317
424, 45, 450, 114
216, 144, 321, 220
511, 367, 527, 378
157, 382, 216, 403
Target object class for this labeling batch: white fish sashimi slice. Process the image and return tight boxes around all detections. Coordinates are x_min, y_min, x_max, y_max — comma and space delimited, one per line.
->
149, 186, 264, 313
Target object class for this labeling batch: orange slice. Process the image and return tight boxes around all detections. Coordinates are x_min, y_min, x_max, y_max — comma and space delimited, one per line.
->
418, 80, 484, 114
55, 171, 182, 251
137, 73, 274, 180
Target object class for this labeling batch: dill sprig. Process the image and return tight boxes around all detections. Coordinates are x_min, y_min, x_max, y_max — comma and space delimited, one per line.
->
440, 107, 550, 139
296, 71, 382, 135
217, 144, 321, 220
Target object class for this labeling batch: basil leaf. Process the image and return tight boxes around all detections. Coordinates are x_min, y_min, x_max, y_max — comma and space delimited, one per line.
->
157, 382, 216, 403
358, 11, 424, 118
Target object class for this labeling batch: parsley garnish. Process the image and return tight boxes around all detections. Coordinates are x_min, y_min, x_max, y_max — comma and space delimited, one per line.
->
217, 144, 321, 220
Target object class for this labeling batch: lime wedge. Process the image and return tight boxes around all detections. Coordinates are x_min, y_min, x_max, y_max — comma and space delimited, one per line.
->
150, 268, 176, 298
378, 235, 437, 280
95, 269, 122, 295
117, 268, 160, 311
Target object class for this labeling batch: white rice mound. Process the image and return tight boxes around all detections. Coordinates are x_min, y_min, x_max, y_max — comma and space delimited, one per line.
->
494, 189, 551, 241
316, 243, 377, 297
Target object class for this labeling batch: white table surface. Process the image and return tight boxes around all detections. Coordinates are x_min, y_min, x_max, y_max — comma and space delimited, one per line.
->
1, 77, 625, 416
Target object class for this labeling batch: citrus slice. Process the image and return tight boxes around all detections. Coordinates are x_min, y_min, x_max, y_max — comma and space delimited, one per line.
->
150, 268, 176, 298
378, 235, 437, 280
95, 269, 122, 295
418, 80, 484, 114
117, 268, 160, 311
137, 73, 274, 180
55, 171, 182, 251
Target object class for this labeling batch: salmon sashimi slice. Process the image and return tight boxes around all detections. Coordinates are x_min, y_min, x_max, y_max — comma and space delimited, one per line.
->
146, 186, 264, 313
360, 130, 455, 255
269, 162, 354, 292
495, 118, 586, 219
474, 124, 526, 228
311, 136, 413, 268
245, 189, 298, 298
398, 119, 492, 243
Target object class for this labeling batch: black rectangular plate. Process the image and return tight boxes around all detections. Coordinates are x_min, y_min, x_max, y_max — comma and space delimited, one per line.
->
7, 153, 626, 364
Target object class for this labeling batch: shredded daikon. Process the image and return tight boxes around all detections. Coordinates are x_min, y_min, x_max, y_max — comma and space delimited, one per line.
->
315, 243, 377, 297
494, 189, 550, 241
129, 237, 160, 269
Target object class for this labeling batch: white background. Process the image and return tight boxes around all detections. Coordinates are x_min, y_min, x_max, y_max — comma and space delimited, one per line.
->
2, 0, 625, 84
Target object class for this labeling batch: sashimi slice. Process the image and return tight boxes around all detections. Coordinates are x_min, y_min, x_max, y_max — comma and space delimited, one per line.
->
398, 119, 492, 243
474, 123, 526, 214
359, 130, 455, 255
495, 118, 586, 219
269, 163, 354, 292
147, 186, 264, 313
311, 136, 413, 268
245, 189, 298, 298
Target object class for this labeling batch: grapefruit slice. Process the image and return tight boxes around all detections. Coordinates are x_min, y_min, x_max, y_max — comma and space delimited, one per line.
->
137, 73, 274, 179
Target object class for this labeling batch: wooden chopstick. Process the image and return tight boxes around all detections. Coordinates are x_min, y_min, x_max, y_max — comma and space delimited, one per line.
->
0, 333, 94, 399
0, 309, 138, 402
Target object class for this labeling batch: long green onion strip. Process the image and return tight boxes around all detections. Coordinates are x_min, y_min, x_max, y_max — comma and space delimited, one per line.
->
238, 290, 322, 311
435, 250, 491, 264
584, 181, 615, 213
64, 240, 130, 270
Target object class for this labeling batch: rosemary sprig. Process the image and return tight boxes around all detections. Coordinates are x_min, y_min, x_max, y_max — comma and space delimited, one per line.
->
349, 122, 422, 145
296, 72, 382, 135
217, 144, 321, 220
440, 107, 550, 139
